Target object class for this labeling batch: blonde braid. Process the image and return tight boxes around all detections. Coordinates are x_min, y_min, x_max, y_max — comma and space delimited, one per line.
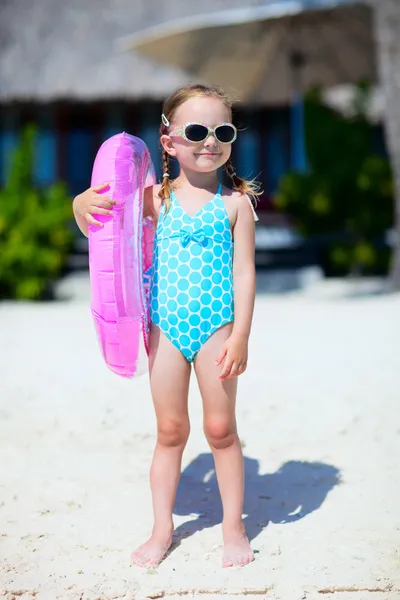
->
225, 158, 262, 206
158, 149, 172, 212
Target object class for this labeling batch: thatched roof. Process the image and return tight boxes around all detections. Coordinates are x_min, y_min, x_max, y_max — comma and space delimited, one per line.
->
0, 0, 266, 102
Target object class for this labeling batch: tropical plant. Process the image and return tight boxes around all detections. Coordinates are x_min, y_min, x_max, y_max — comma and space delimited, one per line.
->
275, 85, 393, 275
0, 125, 73, 300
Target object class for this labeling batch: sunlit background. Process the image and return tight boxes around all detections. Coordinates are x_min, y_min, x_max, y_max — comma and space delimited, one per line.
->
0, 0, 399, 299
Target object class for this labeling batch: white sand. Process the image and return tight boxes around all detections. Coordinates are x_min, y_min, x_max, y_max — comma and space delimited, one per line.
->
0, 273, 399, 600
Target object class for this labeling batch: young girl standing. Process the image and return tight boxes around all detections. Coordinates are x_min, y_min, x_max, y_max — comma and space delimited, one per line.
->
73, 84, 260, 569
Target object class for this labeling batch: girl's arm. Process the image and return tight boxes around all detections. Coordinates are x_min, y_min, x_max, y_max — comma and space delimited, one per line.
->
231, 195, 256, 339
217, 194, 256, 379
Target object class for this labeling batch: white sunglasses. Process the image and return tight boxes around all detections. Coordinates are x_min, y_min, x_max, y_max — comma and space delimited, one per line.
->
168, 122, 237, 144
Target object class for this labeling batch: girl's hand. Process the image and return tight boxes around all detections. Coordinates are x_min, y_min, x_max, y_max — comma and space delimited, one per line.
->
215, 333, 248, 380
73, 183, 116, 227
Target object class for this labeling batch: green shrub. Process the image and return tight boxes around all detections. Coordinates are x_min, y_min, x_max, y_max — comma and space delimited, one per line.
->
275, 84, 394, 275
0, 125, 73, 300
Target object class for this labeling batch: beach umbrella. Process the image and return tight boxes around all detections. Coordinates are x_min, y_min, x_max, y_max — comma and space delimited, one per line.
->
121, 0, 375, 173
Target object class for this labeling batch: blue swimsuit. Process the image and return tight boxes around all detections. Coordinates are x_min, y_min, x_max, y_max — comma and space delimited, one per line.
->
150, 183, 234, 362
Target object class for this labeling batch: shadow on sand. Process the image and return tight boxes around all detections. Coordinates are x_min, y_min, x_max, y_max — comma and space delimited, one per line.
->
171, 455, 341, 547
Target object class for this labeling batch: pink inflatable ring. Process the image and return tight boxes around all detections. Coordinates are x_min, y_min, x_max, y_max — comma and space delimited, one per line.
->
88, 132, 156, 378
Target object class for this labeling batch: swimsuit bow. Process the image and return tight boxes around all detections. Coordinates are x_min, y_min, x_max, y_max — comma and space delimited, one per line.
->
173, 227, 207, 248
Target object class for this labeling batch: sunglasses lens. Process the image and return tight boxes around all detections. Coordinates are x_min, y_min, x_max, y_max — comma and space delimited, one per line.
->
215, 125, 236, 143
185, 124, 208, 142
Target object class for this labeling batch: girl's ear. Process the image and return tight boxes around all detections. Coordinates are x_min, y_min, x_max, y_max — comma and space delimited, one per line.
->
160, 134, 177, 157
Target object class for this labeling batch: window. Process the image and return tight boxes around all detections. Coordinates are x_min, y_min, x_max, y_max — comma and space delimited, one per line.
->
34, 108, 56, 186
138, 104, 162, 180
265, 109, 291, 195
0, 107, 20, 186
235, 111, 261, 181
65, 106, 97, 196
102, 104, 126, 141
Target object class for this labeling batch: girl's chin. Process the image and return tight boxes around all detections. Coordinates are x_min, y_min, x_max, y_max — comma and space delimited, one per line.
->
193, 165, 222, 174
193, 156, 226, 170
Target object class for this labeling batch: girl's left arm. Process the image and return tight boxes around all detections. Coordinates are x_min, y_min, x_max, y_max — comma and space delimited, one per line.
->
216, 195, 256, 380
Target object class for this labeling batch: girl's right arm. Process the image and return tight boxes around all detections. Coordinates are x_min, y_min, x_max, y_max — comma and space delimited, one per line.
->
73, 182, 161, 237
72, 183, 116, 237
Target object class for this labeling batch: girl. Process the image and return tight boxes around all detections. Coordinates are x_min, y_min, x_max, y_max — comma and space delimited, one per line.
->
72, 84, 261, 569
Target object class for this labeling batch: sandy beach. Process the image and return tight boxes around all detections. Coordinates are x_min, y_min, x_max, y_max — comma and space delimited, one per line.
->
0, 272, 399, 600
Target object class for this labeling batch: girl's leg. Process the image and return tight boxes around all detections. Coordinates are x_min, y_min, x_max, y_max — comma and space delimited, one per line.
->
194, 323, 254, 568
131, 325, 191, 568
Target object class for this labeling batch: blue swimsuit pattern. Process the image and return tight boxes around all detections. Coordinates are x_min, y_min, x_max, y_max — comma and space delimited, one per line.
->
150, 183, 234, 362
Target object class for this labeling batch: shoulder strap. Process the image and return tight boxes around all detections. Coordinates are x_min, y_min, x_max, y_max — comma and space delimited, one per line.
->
246, 195, 259, 222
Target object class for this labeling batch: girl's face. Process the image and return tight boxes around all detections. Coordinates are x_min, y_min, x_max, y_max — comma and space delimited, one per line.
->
162, 96, 233, 174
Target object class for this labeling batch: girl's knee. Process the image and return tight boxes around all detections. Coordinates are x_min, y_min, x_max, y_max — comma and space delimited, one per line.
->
203, 418, 237, 450
157, 418, 190, 447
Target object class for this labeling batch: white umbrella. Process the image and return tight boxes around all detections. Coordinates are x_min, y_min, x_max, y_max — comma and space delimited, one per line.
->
120, 0, 375, 171
121, 1, 375, 104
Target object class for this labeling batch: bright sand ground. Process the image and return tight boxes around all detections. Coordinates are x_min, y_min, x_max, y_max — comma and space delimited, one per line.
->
1, 273, 399, 600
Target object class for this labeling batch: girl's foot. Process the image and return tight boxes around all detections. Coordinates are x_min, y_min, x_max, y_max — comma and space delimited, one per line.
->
131, 529, 173, 568
222, 523, 254, 568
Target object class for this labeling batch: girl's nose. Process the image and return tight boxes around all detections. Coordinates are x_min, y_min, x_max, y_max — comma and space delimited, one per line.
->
204, 134, 218, 147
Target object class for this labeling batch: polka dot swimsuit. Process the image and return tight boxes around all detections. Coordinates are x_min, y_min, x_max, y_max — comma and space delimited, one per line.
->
150, 183, 234, 362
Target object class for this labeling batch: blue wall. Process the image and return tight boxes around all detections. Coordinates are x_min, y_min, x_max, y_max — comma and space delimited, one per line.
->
0, 102, 301, 205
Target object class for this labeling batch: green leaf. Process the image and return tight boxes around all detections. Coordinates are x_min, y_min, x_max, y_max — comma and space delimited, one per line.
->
0, 125, 73, 300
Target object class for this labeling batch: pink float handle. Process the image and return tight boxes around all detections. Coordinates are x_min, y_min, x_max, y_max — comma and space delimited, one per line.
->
88, 132, 155, 378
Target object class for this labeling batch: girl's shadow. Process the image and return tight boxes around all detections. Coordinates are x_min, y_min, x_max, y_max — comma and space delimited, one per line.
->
172, 454, 341, 544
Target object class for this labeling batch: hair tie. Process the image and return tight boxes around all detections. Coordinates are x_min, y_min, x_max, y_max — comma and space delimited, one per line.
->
161, 114, 170, 127
163, 173, 170, 178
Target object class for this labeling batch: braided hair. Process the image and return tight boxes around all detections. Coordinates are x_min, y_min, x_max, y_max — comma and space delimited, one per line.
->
225, 158, 261, 207
160, 149, 173, 213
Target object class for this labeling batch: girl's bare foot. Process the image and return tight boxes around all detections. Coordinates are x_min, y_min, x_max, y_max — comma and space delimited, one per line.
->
222, 523, 254, 568
131, 528, 173, 568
